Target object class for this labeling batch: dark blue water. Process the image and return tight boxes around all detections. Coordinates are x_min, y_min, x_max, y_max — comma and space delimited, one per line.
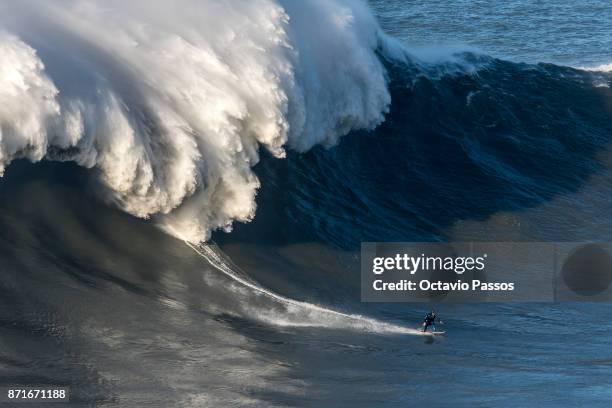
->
225, 60, 611, 250
1, 1, 612, 407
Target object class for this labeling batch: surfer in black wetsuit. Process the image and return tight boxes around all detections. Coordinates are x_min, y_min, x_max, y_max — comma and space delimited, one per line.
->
421, 310, 442, 332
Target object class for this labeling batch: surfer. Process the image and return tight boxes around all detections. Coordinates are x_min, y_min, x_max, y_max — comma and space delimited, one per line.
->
421, 309, 442, 332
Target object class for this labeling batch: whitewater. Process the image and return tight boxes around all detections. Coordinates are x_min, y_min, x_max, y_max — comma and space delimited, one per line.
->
0, 0, 394, 243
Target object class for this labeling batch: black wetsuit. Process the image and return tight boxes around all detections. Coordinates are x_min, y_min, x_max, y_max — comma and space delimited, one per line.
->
422, 312, 438, 332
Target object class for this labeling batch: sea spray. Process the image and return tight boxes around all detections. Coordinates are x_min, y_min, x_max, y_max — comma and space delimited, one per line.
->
0, 0, 390, 243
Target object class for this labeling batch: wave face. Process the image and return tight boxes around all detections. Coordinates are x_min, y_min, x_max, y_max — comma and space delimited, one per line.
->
221, 57, 612, 249
0, 0, 389, 242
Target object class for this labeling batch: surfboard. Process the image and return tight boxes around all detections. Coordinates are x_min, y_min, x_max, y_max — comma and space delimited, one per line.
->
417, 328, 445, 335
420, 331, 445, 335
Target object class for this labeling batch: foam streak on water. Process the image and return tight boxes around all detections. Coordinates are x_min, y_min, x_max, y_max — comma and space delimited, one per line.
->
185, 241, 425, 336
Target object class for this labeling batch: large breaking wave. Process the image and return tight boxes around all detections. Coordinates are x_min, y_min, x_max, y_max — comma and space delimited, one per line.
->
0, 0, 391, 242
2, 0, 611, 248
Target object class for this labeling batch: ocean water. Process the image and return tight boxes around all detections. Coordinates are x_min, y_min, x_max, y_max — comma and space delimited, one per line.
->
371, 0, 612, 68
0, 1, 611, 407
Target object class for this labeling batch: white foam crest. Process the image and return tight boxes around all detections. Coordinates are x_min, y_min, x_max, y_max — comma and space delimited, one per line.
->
0, 0, 390, 242
579, 63, 612, 72
0, 32, 60, 175
185, 241, 426, 336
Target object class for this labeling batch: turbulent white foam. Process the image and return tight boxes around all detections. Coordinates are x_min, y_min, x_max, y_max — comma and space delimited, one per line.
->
0, 32, 60, 174
0, 0, 390, 242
